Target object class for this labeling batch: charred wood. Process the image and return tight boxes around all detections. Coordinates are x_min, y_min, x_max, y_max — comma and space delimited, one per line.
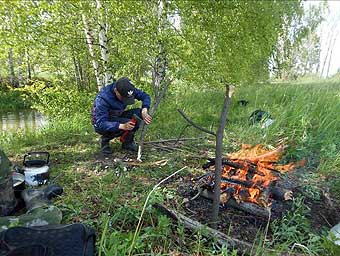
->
200, 189, 270, 219
203, 158, 266, 177
153, 203, 260, 254
271, 186, 293, 201
226, 198, 271, 219
221, 178, 253, 188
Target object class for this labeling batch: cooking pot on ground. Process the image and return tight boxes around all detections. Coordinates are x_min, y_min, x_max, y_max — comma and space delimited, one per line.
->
12, 172, 25, 198
23, 152, 50, 186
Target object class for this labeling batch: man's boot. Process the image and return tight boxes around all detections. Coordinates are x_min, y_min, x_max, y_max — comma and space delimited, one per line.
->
0, 185, 63, 232
101, 136, 113, 155
122, 132, 138, 152
21, 185, 63, 211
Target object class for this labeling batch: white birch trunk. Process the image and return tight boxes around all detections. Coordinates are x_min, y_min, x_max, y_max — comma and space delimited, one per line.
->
326, 30, 339, 77
8, 48, 15, 87
72, 54, 80, 88
96, 0, 110, 86
137, 0, 170, 161
17, 54, 23, 87
82, 13, 102, 91
26, 48, 31, 84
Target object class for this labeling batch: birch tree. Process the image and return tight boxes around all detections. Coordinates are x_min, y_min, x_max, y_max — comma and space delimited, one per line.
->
82, 13, 102, 90
17, 53, 23, 87
96, 0, 111, 86
137, 0, 172, 160
8, 48, 15, 86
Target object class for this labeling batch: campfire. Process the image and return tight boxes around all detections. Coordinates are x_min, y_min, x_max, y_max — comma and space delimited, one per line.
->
195, 144, 305, 217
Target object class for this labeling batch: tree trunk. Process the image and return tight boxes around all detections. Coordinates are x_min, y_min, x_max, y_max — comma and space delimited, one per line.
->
137, 0, 169, 161
17, 53, 23, 87
26, 48, 31, 84
72, 54, 80, 89
8, 48, 15, 87
326, 30, 339, 77
320, 25, 336, 76
96, 0, 111, 86
211, 84, 233, 228
82, 13, 102, 91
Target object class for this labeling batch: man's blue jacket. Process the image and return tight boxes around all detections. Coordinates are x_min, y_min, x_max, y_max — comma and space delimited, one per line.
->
91, 82, 151, 132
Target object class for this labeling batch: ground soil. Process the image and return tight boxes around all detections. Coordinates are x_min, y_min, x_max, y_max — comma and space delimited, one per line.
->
164, 171, 340, 245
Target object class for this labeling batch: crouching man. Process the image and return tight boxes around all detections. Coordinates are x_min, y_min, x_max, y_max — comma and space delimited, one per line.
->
91, 77, 152, 155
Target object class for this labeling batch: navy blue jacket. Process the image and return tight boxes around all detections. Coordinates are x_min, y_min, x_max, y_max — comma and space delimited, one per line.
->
91, 82, 151, 132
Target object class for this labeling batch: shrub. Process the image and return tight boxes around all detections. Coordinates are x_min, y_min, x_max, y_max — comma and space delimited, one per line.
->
20, 80, 96, 119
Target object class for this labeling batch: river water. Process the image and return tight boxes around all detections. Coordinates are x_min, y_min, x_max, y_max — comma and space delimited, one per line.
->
0, 110, 47, 134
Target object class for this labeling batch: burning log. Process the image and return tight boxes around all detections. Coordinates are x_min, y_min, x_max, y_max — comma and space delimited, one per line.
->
221, 178, 253, 188
200, 189, 270, 219
196, 144, 298, 212
226, 198, 271, 219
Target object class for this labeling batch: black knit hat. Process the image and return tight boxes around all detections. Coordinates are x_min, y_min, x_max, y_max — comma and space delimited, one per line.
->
115, 77, 135, 105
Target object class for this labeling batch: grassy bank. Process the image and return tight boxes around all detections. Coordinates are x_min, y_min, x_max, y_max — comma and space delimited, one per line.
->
1, 79, 339, 255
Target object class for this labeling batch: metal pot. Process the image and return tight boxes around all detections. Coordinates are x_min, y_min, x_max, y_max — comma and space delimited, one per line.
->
23, 152, 50, 186
12, 172, 25, 198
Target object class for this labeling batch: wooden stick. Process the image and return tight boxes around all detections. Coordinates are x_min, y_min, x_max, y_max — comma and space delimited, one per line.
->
153, 203, 259, 254
144, 136, 207, 144
177, 109, 216, 137
144, 137, 208, 144
137, 79, 172, 161
212, 84, 234, 228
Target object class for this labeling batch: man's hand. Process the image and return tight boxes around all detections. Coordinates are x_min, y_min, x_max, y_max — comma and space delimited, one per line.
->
141, 108, 152, 125
119, 121, 135, 131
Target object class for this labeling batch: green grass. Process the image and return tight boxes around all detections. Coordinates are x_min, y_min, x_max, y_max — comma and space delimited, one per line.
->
1, 79, 339, 255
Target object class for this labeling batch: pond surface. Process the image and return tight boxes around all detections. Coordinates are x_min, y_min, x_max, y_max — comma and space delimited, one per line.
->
0, 110, 47, 134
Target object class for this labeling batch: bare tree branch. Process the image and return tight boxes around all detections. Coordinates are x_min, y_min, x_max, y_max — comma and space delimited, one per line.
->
177, 109, 216, 137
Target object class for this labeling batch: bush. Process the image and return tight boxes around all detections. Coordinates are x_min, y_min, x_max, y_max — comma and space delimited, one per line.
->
20, 80, 96, 119
0, 90, 31, 110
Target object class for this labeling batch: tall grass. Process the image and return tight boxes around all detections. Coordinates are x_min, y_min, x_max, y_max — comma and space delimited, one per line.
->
151, 81, 339, 168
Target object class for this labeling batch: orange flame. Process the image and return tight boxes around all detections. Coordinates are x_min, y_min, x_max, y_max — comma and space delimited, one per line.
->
213, 144, 305, 206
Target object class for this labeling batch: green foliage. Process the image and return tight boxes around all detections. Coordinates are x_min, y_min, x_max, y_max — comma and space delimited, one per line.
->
176, 0, 304, 86
271, 2, 324, 79
19, 80, 95, 119
0, 0, 315, 93
0, 89, 31, 110
321, 235, 340, 256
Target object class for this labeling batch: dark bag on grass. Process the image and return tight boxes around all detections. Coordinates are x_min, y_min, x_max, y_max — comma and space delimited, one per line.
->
0, 223, 95, 256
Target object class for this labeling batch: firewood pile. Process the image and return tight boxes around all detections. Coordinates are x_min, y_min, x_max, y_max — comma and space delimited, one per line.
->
194, 144, 305, 218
